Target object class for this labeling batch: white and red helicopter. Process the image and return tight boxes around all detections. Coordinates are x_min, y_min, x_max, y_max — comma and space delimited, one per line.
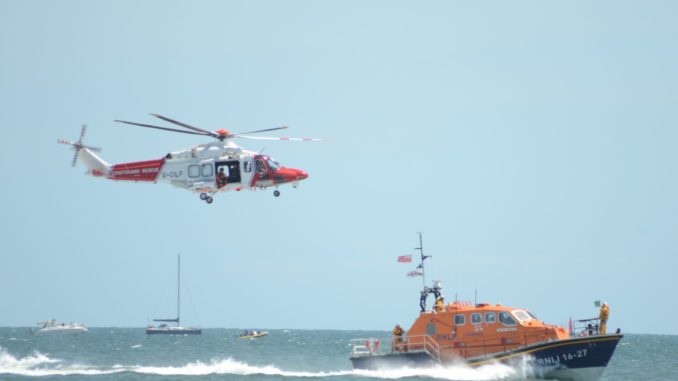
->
58, 114, 320, 204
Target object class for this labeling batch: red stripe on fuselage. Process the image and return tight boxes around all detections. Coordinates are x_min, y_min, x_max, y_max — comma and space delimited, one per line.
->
107, 158, 164, 182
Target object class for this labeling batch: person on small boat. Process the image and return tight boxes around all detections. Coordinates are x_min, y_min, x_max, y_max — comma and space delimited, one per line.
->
599, 302, 609, 334
392, 323, 404, 352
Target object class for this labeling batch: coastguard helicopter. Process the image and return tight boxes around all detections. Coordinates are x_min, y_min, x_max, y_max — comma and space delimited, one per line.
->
58, 114, 320, 204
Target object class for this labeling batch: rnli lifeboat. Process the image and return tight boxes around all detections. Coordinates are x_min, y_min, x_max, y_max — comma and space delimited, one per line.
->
350, 235, 622, 381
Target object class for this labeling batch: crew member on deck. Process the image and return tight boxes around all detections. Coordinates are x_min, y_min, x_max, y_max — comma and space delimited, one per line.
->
599, 302, 609, 335
435, 296, 445, 313
392, 323, 404, 352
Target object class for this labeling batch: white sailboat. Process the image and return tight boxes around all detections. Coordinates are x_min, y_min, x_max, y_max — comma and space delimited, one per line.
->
146, 254, 201, 335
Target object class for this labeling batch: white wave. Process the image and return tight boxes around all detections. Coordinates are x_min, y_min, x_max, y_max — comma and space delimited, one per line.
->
353, 362, 518, 380
1, 348, 521, 380
0, 346, 122, 377
133, 357, 353, 377
0, 346, 59, 371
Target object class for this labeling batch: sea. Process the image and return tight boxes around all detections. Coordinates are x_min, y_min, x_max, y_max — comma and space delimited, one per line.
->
0, 328, 675, 381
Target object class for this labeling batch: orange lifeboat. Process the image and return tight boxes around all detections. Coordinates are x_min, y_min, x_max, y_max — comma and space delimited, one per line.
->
350, 235, 622, 381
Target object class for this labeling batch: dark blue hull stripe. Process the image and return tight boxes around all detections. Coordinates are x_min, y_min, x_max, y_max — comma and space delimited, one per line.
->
351, 334, 622, 371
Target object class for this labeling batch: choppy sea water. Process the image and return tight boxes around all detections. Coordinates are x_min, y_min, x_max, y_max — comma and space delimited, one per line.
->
0, 328, 675, 381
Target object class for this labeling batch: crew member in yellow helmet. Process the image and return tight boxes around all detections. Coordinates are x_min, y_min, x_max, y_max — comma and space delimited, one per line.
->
435, 296, 445, 313
599, 302, 609, 335
392, 323, 404, 352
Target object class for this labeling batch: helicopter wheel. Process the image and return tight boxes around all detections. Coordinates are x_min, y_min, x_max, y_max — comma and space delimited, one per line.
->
205, 196, 213, 204
273, 190, 280, 197
200, 193, 207, 200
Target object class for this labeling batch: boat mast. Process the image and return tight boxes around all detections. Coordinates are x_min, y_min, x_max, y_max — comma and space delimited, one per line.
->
177, 253, 181, 326
415, 232, 430, 290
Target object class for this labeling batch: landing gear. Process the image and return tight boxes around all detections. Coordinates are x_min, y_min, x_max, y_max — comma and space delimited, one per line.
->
200, 192, 214, 204
273, 190, 280, 197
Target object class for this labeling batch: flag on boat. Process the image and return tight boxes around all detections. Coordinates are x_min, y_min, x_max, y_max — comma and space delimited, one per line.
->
397, 255, 412, 263
407, 269, 423, 277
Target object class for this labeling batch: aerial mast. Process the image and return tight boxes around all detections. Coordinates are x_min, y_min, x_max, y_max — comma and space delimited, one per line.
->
415, 232, 429, 290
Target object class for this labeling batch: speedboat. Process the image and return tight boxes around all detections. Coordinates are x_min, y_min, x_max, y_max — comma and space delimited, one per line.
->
33, 319, 88, 334
238, 330, 269, 339
349, 234, 622, 381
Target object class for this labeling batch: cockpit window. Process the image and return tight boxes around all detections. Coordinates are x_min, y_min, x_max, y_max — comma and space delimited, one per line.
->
498, 311, 517, 326
255, 159, 267, 174
267, 158, 280, 171
512, 310, 535, 323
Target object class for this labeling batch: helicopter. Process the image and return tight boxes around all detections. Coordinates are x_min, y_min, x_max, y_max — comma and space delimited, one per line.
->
58, 114, 320, 204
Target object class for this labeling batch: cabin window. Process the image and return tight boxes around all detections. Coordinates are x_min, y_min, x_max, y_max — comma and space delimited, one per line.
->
454, 314, 465, 325
426, 323, 436, 336
201, 164, 213, 177
484, 312, 496, 324
499, 311, 517, 326
188, 164, 200, 178
471, 313, 482, 325
244, 160, 252, 173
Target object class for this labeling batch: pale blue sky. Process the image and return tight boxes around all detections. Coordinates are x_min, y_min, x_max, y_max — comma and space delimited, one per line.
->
1, 1, 676, 334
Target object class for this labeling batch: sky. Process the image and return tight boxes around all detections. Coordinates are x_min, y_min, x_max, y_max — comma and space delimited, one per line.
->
0, 1, 676, 335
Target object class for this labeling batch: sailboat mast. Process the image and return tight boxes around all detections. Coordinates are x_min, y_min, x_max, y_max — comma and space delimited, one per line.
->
177, 253, 181, 326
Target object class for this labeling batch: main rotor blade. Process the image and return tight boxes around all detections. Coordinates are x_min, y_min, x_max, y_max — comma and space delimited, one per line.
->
235, 126, 289, 135
235, 135, 323, 142
150, 113, 216, 136
115, 120, 211, 137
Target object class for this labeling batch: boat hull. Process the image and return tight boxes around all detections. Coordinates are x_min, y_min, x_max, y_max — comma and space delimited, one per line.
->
351, 334, 622, 381
146, 327, 202, 335
34, 327, 88, 335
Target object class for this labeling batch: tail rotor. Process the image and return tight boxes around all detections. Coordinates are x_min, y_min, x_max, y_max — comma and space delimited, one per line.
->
58, 125, 102, 167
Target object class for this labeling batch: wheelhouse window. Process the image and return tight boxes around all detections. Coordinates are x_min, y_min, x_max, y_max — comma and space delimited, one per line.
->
471, 313, 482, 325
512, 310, 535, 323
454, 314, 465, 325
188, 164, 200, 178
484, 312, 497, 324
201, 163, 213, 177
498, 311, 517, 326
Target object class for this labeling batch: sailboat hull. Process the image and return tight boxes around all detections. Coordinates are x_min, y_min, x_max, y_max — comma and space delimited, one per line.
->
146, 327, 202, 335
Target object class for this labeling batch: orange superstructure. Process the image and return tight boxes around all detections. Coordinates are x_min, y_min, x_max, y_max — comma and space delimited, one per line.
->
404, 301, 570, 360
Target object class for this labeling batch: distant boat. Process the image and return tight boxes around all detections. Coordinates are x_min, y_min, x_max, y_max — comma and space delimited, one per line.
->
238, 330, 269, 339
146, 254, 201, 335
33, 319, 88, 334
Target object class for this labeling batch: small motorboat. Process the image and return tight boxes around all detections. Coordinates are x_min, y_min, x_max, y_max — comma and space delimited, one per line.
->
33, 319, 88, 334
238, 330, 269, 339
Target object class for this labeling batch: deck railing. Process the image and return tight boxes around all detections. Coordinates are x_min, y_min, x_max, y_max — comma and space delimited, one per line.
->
350, 334, 441, 361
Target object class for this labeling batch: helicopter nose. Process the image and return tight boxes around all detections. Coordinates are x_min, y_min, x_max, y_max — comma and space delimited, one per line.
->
297, 170, 309, 180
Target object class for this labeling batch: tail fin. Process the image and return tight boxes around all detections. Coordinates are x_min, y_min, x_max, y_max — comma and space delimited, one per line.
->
58, 125, 110, 176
